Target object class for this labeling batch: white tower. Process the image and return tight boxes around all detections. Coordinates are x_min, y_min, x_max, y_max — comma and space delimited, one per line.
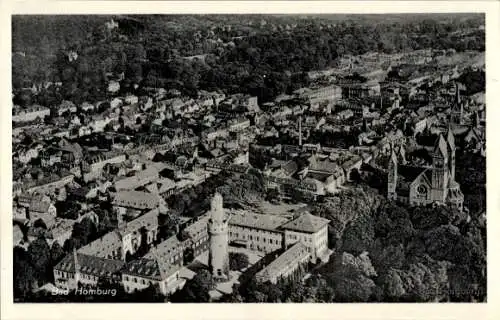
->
208, 192, 230, 280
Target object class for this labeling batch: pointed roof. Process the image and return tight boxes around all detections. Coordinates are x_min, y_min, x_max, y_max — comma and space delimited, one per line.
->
446, 124, 455, 151
149, 247, 168, 280
55, 253, 125, 275
280, 212, 330, 233
390, 144, 398, 165
124, 249, 180, 281
433, 134, 448, 158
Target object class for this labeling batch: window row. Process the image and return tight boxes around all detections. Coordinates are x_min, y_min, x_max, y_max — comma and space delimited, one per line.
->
232, 232, 281, 245
123, 275, 153, 286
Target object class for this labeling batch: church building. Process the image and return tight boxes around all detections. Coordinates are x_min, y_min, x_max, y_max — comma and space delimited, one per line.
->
387, 128, 464, 211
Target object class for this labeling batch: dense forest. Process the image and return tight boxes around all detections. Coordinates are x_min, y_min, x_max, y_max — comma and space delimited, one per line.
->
12, 14, 484, 106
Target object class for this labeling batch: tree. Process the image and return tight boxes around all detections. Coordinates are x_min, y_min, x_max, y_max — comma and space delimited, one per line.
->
171, 269, 213, 302
71, 217, 98, 246
229, 252, 250, 271
339, 214, 375, 255
379, 268, 406, 301
320, 252, 378, 302
370, 240, 405, 272
50, 242, 66, 265
409, 205, 461, 230
397, 262, 441, 302
258, 281, 283, 302
349, 168, 361, 182
27, 237, 52, 285
13, 246, 38, 299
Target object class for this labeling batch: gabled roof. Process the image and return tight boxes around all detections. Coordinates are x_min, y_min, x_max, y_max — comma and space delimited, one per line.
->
229, 211, 290, 232
29, 200, 51, 213
111, 191, 160, 210
78, 230, 122, 258
256, 242, 309, 280
184, 214, 209, 242
144, 235, 181, 262
280, 213, 330, 233
398, 165, 427, 184
433, 134, 448, 158
128, 246, 181, 281
121, 208, 160, 235
54, 253, 125, 276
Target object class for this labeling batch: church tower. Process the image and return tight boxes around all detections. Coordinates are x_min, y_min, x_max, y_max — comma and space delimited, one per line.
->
451, 82, 464, 125
208, 192, 230, 281
446, 125, 456, 181
431, 135, 449, 203
387, 146, 398, 201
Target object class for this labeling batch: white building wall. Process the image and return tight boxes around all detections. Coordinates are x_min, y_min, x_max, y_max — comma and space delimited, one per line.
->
284, 226, 328, 261
229, 225, 283, 253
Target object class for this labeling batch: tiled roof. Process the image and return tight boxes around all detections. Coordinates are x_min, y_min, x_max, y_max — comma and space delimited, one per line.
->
184, 215, 209, 242
114, 167, 160, 191
111, 191, 160, 210
433, 134, 448, 158
121, 208, 160, 235
29, 200, 51, 213
280, 213, 330, 233
229, 211, 290, 232
143, 235, 182, 262
398, 165, 427, 184
78, 230, 122, 258
256, 242, 309, 280
54, 253, 125, 277
46, 218, 75, 238
122, 256, 179, 281
309, 156, 340, 174
306, 171, 333, 183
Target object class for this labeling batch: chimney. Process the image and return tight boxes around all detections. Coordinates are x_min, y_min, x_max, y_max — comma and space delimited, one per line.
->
298, 115, 303, 147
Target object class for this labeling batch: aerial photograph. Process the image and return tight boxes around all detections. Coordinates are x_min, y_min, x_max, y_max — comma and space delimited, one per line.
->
11, 14, 486, 303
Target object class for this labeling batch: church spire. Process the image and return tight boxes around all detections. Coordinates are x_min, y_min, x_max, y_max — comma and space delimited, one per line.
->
455, 82, 461, 105
73, 247, 80, 273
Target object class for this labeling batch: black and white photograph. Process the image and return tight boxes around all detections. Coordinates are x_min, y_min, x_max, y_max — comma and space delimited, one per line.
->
6, 6, 492, 308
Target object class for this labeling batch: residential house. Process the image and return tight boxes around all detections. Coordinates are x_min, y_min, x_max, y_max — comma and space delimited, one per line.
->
12, 105, 51, 123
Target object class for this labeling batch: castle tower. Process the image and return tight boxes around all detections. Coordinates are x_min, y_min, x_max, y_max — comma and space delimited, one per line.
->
208, 193, 229, 281
431, 135, 449, 203
387, 146, 398, 201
